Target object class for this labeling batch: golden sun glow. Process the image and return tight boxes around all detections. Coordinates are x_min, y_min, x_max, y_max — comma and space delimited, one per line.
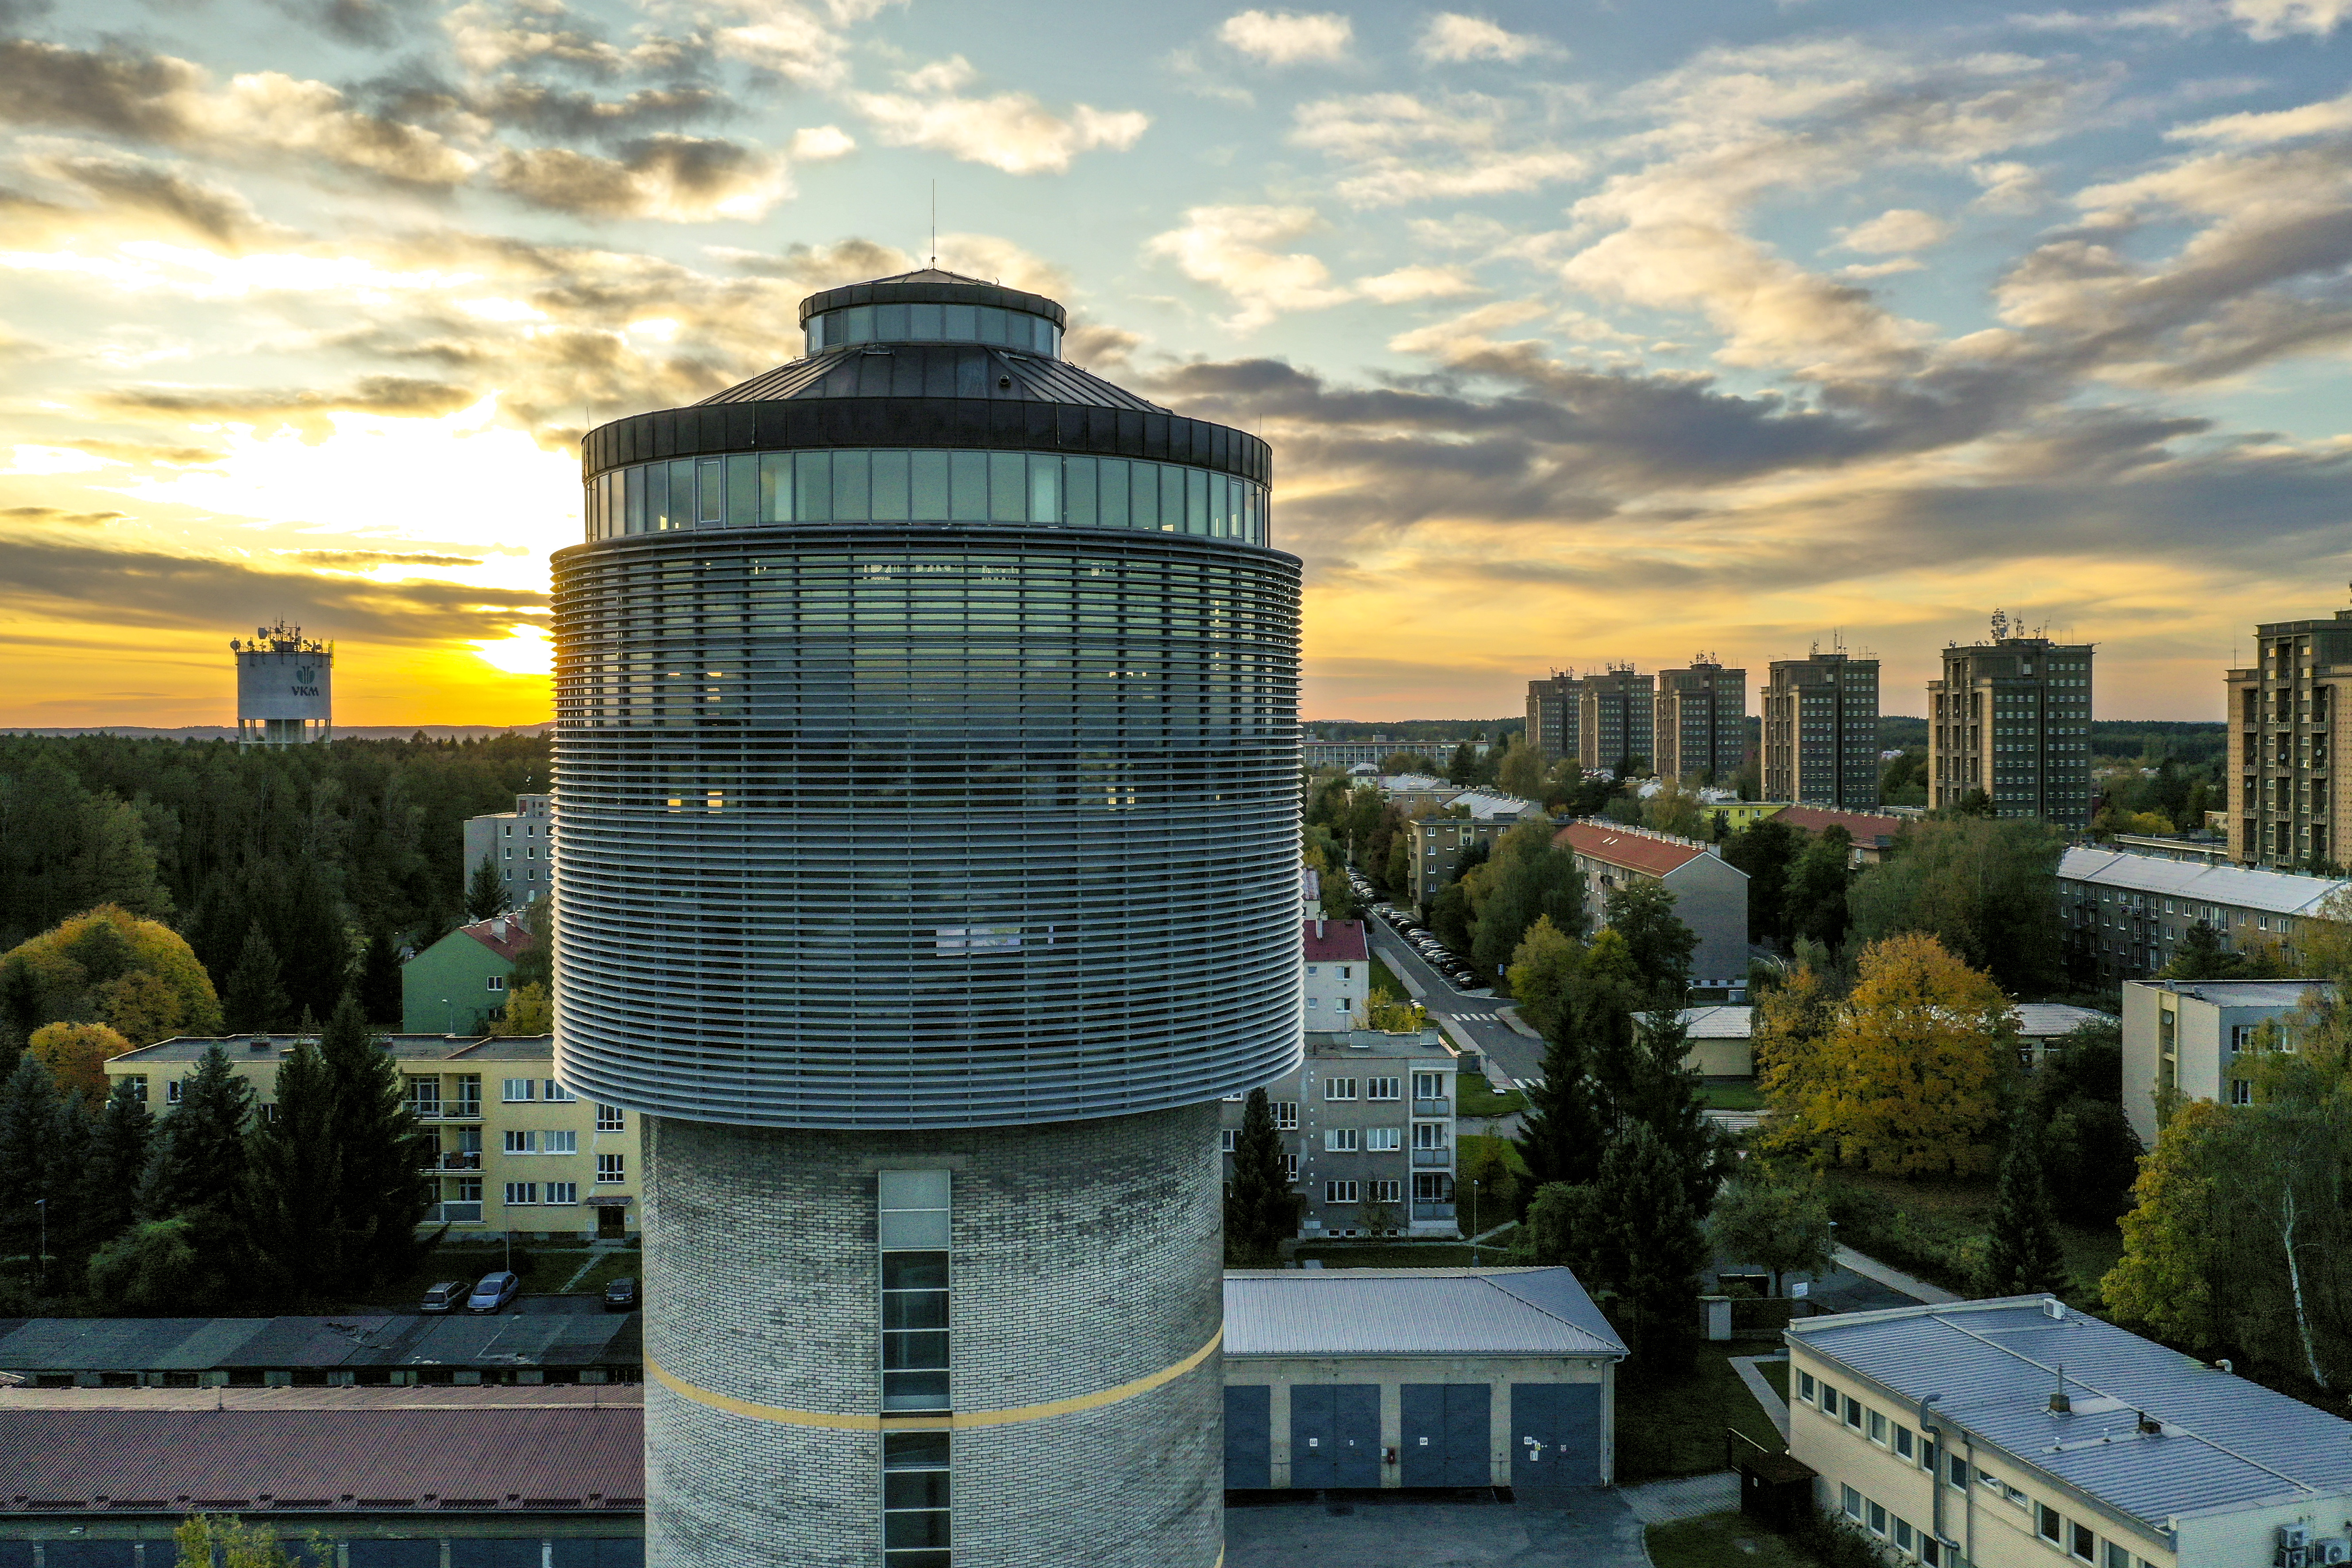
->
470, 625, 553, 676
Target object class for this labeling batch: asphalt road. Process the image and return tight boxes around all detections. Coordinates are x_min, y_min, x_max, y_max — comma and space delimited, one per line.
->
1362, 916, 1545, 1088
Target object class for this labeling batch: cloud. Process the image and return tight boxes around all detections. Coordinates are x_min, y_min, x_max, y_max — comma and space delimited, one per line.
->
1145, 205, 1356, 331
290, 548, 487, 568
788, 124, 855, 160
1290, 92, 1585, 206
1418, 14, 1562, 63
276, 0, 430, 46
93, 375, 479, 436
1218, 9, 1355, 66
2226, 0, 2352, 35
1356, 263, 1486, 302
1836, 208, 1955, 254
1970, 160, 2047, 213
489, 135, 792, 220
2171, 88, 2352, 145
1386, 297, 1546, 358
21, 151, 282, 247
850, 62, 1147, 174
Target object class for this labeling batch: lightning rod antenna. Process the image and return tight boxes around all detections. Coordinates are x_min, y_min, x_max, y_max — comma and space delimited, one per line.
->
930, 180, 937, 269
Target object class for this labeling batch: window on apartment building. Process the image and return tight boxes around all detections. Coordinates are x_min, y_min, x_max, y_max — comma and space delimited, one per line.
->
1894, 1520, 1915, 1554
1868, 1410, 1886, 1444
504, 1130, 537, 1154
1220, 1130, 1237, 1154
1365, 1127, 1401, 1151
597, 1153, 625, 1182
1868, 1501, 1886, 1537
2102, 1545, 2134, 1568
1325, 1128, 1359, 1152
1922, 1538, 1944, 1567
1843, 1396, 1863, 1432
1284, 1154, 1299, 1182
486, 975, 506, 992
504, 1182, 538, 1205
1366, 1077, 1400, 1100
1306, 964, 1319, 976
883, 1429, 951, 1568
1818, 1384, 1838, 1419
597, 1104, 625, 1131
2232, 1080, 2253, 1105
2069, 1522, 2096, 1562
1369, 1179, 1401, 1202
546, 1182, 577, 1205
1306, 998, 1318, 1011
1841, 1487, 1862, 1521
1412, 1123, 1447, 1150
1271, 1101, 1298, 1130
879, 1170, 951, 1414
544, 1080, 575, 1101
1893, 1425, 1914, 1460
1325, 1180, 1359, 1204
1324, 1078, 1358, 1101
1948, 1455, 1970, 1492
2036, 1503, 2063, 1544
1796, 1371, 1815, 1404
502, 1078, 534, 1101
544, 1130, 577, 1155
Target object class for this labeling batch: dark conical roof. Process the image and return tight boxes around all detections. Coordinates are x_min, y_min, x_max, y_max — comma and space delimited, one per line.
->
699, 344, 1164, 413
797, 270, 1066, 329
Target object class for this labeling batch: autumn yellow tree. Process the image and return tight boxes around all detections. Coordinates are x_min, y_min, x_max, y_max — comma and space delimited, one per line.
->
27, 1020, 135, 1102
2102, 1098, 2233, 1351
1751, 964, 1837, 1161
1506, 915, 1584, 1039
488, 981, 554, 1037
1801, 934, 2014, 1176
0, 904, 224, 1046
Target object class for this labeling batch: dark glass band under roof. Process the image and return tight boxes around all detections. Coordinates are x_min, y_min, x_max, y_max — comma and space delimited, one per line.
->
807, 299, 1061, 357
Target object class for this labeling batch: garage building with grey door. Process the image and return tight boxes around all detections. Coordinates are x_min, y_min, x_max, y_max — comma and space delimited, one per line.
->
1223, 1267, 1626, 1493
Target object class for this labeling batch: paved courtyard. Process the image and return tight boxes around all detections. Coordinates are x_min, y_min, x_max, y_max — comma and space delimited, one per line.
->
1224, 1488, 1652, 1568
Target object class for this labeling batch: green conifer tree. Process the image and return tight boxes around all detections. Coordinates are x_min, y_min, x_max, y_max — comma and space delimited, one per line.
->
1514, 989, 1607, 1194
82, 1074, 156, 1250
317, 993, 434, 1290
1224, 1087, 1297, 1267
247, 1035, 344, 1301
222, 923, 291, 1035
358, 931, 404, 1028
0, 1054, 66, 1289
465, 855, 512, 922
1596, 1121, 1710, 1368
1982, 1118, 2069, 1298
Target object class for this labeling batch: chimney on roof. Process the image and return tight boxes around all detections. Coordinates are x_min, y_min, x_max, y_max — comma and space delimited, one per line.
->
1316, 915, 1325, 938
2048, 1364, 2071, 1415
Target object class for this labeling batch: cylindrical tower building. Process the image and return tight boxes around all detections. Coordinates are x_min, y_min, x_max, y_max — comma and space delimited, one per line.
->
231, 621, 332, 748
552, 270, 1301, 1568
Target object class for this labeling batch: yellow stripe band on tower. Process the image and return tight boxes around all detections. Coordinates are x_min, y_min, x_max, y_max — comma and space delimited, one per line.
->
646, 1327, 1223, 1432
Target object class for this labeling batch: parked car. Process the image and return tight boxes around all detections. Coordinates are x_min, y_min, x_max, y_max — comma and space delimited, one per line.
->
603, 1276, 639, 1312
419, 1280, 465, 1315
466, 1271, 521, 1313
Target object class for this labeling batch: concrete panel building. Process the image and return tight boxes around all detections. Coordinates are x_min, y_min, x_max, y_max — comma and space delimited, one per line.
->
1302, 917, 1370, 1030
2056, 844, 2348, 986
464, 793, 552, 909
1404, 799, 1540, 912
1220, 1027, 1461, 1238
2225, 604, 2352, 870
1773, 803, 1904, 866
557, 268, 1299, 1568
1763, 651, 1879, 808
104, 1031, 644, 1241
1653, 660, 1748, 785
2119, 978, 2330, 1146
1927, 619, 2094, 826
1222, 1268, 1625, 1492
1556, 821, 1751, 998
1788, 1296, 2352, 1568
1578, 666, 1654, 775
1525, 672, 1583, 765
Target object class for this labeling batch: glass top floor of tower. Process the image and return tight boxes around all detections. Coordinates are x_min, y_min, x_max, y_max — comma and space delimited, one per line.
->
578, 268, 1270, 548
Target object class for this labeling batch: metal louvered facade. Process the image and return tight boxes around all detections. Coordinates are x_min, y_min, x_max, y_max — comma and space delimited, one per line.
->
552, 276, 1303, 1131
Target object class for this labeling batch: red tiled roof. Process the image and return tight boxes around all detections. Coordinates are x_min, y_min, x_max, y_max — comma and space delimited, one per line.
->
1776, 805, 1904, 845
461, 913, 537, 963
1555, 821, 1708, 876
1302, 919, 1370, 962
0, 1405, 644, 1513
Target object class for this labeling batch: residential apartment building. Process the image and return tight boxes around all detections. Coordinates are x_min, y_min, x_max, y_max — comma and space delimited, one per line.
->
463, 792, 552, 908
1303, 917, 1370, 1030
1653, 660, 1748, 785
1405, 796, 1541, 910
1525, 672, 1584, 765
1763, 651, 1881, 807
1220, 1027, 1461, 1238
2057, 844, 2348, 986
1775, 803, 1904, 865
401, 911, 535, 1034
1578, 665, 1655, 775
2225, 605, 2352, 870
104, 1032, 643, 1241
1927, 625, 2094, 826
1556, 821, 1750, 997
2119, 978, 2330, 1145
1788, 1295, 2352, 1568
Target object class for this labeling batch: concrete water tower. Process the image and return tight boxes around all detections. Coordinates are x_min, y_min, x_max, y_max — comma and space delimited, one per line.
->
232, 621, 333, 747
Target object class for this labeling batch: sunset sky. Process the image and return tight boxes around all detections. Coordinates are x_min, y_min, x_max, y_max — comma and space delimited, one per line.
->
2, 0, 2349, 726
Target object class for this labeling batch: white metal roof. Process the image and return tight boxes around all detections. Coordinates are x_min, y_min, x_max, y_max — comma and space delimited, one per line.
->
1224, 1268, 1626, 1359
2123, 978, 2330, 1011
1793, 1297, 2352, 1530
2012, 1003, 2114, 1039
2058, 846, 2352, 918
1677, 1005, 1753, 1039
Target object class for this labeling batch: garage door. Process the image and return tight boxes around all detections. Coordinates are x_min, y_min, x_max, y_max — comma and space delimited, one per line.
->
1399, 1383, 1491, 1487
1224, 1385, 1272, 1489
1510, 1381, 1603, 1492
347, 1543, 440, 1568
1289, 1384, 1380, 1488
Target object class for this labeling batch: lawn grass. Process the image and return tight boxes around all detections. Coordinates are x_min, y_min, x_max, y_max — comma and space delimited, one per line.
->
1457, 1078, 1526, 1117
355, 1236, 641, 1309
1647, 1513, 1826, 1568
1615, 1340, 1789, 1485
1698, 1080, 1766, 1111
1366, 951, 1409, 1005
1458, 1132, 1530, 1177
1825, 1169, 2125, 1307
1761, 1359, 1789, 1403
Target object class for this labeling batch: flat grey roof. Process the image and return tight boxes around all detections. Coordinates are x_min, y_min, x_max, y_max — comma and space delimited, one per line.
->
1792, 1297, 2352, 1528
2013, 1003, 2114, 1039
2058, 846, 2352, 917
2124, 979, 2330, 1010
1679, 1005, 1752, 1039
1224, 1267, 1626, 1359
1305, 1028, 1457, 1060
0, 1314, 641, 1373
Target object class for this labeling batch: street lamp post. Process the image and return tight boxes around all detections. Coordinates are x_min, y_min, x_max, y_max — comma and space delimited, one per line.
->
33, 1198, 46, 1295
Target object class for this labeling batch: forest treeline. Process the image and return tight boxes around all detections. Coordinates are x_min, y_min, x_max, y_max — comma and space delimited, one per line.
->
0, 733, 548, 1039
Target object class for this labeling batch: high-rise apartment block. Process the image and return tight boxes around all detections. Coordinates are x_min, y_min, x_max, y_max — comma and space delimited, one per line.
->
1763, 652, 1880, 808
1927, 618, 2094, 825
556, 269, 1299, 1568
2225, 607, 2352, 870
1525, 672, 1583, 764
1652, 659, 1747, 784
1579, 665, 1655, 775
